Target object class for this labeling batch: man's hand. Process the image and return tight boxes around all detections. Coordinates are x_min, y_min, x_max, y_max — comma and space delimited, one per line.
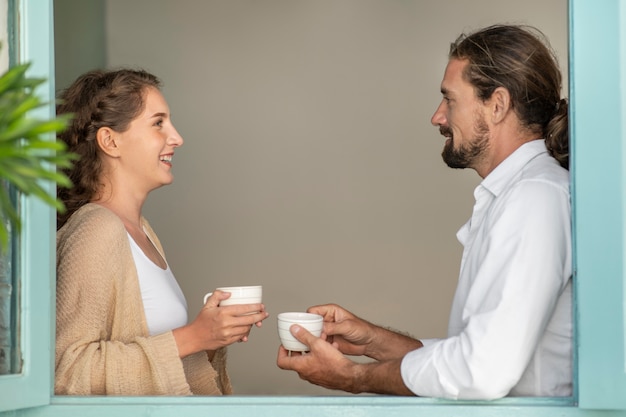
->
307, 304, 375, 357
308, 303, 423, 361
276, 324, 416, 396
276, 324, 361, 393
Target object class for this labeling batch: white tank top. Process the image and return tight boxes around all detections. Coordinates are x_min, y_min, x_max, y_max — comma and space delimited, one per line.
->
128, 233, 188, 336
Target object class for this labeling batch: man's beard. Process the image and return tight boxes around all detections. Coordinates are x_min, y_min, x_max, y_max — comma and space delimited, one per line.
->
440, 115, 490, 169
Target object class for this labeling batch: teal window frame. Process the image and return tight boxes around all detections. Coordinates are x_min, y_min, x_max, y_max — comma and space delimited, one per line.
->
573, 0, 626, 409
2, 0, 626, 415
0, 0, 55, 412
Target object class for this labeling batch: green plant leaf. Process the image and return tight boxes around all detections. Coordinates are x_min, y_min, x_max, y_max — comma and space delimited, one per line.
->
0, 63, 30, 96
5, 95, 41, 122
0, 164, 31, 188
0, 182, 21, 251
0, 53, 76, 253
0, 223, 8, 253
27, 182, 64, 211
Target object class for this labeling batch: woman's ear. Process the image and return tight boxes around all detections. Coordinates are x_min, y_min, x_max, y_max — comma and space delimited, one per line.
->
490, 86, 512, 125
96, 127, 121, 157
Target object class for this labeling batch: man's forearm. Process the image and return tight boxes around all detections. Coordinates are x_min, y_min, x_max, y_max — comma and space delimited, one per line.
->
351, 358, 415, 395
366, 325, 423, 361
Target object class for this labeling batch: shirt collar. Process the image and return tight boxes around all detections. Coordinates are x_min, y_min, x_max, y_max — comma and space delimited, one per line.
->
479, 139, 548, 198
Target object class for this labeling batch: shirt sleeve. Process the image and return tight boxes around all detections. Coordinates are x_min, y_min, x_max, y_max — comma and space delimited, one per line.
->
401, 179, 571, 399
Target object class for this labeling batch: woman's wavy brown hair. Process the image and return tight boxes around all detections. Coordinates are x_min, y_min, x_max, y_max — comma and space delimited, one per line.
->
56, 69, 161, 229
449, 25, 569, 169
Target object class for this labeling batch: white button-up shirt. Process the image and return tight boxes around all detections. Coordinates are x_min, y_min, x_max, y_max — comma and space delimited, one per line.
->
401, 140, 572, 399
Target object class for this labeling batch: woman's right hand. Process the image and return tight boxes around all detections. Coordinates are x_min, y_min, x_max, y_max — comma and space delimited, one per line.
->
173, 290, 269, 358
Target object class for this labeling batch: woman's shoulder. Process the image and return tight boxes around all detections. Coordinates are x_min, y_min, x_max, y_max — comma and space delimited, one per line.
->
58, 203, 127, 245
66, 203, 123, 227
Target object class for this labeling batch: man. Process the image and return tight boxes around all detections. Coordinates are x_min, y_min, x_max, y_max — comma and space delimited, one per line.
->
276, 24, 572, 400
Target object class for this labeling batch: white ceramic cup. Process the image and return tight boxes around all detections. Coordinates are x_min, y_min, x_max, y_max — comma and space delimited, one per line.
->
203, 285, 263, 306
277, 312, 323, 352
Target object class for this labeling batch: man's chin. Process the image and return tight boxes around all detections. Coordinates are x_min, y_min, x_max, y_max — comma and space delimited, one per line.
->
442, 148, 469, 169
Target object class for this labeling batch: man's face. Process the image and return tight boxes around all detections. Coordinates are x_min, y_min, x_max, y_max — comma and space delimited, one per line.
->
431, 58, 490, 171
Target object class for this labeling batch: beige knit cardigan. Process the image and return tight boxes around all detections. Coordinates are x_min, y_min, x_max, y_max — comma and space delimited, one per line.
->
55, 203, 232, 395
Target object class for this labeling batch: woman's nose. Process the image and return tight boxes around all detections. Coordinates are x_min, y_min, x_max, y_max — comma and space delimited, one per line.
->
169, 126, 184, 147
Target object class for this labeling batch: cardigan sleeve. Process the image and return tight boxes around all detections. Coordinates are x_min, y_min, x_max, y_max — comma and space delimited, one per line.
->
55, 205, 227, 395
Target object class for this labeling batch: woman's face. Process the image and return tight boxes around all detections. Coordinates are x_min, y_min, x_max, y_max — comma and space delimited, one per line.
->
115, 87, 184, 194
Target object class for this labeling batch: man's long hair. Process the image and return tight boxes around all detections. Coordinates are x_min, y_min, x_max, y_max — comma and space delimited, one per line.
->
449, 25, 569, 169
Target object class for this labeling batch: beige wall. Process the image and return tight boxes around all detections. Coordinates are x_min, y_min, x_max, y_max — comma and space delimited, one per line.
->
102, 0, 567, 395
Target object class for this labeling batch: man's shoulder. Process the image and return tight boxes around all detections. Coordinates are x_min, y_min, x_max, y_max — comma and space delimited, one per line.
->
517, 153, 570, 191
491, 153, 570, 211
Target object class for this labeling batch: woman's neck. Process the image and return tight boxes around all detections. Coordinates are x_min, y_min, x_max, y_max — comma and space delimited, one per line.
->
92, 196, 144, 231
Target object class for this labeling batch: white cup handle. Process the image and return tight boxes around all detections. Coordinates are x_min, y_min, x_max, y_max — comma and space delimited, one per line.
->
203, 292, 213, 304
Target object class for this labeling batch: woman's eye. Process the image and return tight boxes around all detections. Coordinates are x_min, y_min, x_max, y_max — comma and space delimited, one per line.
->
155, 119, 164, 127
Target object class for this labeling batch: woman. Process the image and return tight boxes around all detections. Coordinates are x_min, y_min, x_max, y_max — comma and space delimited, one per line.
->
55, 69, 269, 395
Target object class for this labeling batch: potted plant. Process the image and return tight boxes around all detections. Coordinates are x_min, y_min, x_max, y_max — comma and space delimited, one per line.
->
0, 54, 76, 374
0, 60, 75, 250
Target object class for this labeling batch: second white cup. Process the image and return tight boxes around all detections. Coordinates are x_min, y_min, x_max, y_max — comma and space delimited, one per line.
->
277, 312, 323, 352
